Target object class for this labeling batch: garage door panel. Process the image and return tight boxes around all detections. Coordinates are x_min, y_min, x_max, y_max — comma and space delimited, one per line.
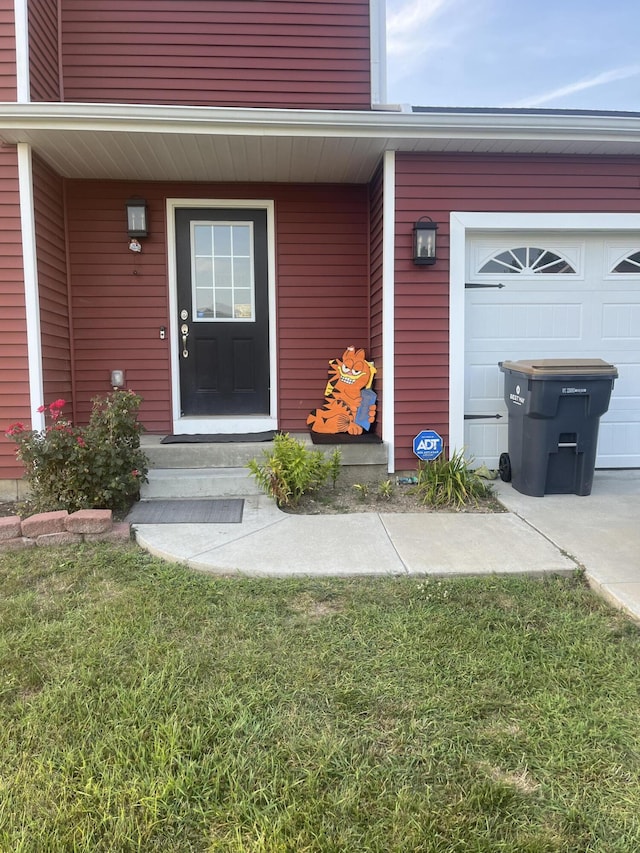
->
598, 420, 640, 467
605, 361, 640, 404
600, 300, 640, 340
466, 362, 504, 408
467, 299, 584, 344
465, 421, 508, 460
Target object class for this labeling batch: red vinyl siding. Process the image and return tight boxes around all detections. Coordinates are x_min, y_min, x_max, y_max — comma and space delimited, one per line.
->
33, 155, 72, 408
0, 147, 29, 482
393, 151, 640, 470
63, 181, 369, 433
60, 0, 371, 109
275, 186, 370, 427
29, 0, 61, 101
368, 162, 383, 431
0, 0, 17, 101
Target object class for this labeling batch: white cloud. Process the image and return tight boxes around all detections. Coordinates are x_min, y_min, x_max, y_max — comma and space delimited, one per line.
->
386, 0, 494, 89
510, 65, 640, 108
387, 0, 449, 57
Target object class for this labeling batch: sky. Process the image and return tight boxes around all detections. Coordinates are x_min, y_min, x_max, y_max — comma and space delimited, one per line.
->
385, 0, 640, 112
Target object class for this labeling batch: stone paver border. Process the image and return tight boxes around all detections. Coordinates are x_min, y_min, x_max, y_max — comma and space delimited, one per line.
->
0, 509, 131, 551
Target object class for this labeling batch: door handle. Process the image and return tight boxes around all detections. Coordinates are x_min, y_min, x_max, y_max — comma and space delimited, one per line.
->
181, 323, 189, 358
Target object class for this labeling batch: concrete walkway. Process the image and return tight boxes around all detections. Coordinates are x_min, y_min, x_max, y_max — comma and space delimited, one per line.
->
131, 470, 640, 621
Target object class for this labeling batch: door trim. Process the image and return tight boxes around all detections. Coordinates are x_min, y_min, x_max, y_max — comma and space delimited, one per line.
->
167, 198, 277, 434
449, 211, 640, 458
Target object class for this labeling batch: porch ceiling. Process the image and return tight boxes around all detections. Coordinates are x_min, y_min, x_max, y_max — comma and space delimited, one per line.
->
2, 104, 640, 184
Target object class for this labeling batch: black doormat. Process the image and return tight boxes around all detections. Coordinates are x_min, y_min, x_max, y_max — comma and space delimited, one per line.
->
126, 499, 244, 524
309, 431, 382, 444
161, 432, 277, 444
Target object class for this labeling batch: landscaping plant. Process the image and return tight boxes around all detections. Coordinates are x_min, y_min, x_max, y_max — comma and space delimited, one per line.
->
413, 447, 493, 508
248, 432, 341, 507
5, 391, 148, 513
377, 478, 394, 500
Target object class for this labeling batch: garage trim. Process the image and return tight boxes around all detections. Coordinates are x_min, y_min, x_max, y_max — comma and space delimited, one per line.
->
449, 211, 640, 458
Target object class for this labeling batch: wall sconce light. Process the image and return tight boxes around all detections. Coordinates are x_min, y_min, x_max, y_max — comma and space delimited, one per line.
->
126, 198, 148, 238
110, 369, 125, 390
413, 216, 438, 266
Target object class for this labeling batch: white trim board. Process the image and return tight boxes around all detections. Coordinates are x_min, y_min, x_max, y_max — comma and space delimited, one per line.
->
449, 211, 640, 457
17, 144, 45, 431
166, 198, 277, 435
381, 150, 395, 472
369, 0, 387, 106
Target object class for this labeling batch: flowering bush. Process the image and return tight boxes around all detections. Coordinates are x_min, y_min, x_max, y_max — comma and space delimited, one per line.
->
5, 391, 149, 513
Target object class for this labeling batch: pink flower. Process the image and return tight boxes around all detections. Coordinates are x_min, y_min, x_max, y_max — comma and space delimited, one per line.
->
76, 436, 86, 447
131, 469, 140, 477
49, 399, 66, 421
5, 422, 25, 437
37, 404, 47, 413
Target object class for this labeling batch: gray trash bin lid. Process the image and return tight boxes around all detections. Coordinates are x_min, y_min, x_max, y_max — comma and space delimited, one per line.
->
499, 358, 618, 379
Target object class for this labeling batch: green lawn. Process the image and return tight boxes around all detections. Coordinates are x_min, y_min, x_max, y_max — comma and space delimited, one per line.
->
1, 543, 640, 852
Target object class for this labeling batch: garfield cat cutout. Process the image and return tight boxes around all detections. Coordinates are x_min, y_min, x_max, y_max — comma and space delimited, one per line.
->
307, 346, 377, 435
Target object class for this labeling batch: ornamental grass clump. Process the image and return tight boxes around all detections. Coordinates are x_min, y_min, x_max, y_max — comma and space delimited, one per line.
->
5, 391, 148, 513
248, 432, 341, 507
412, 448, 493, 508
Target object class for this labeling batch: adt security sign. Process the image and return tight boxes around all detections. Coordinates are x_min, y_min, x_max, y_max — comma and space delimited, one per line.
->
413, 430, 443, 461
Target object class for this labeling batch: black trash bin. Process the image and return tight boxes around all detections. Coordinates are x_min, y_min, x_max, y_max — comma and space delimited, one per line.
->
498, 359, 618, 497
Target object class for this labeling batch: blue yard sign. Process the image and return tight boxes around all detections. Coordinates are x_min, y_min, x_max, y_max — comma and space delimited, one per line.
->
413, 429, 443, 461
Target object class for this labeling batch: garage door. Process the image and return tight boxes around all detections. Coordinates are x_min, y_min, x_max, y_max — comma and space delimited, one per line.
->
465, 233, 640, 468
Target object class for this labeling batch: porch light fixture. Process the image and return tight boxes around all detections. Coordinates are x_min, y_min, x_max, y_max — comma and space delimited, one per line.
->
413, 216, 438, 266
126, 198, 148, 238
110, 369, 125, 390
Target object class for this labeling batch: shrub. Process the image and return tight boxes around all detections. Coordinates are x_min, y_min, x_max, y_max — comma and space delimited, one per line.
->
5, 391, 148, 513
412, 448, 492, 509
248, 433, 341, 508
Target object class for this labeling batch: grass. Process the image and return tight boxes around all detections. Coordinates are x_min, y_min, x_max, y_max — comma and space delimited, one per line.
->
1, 543, 640, 851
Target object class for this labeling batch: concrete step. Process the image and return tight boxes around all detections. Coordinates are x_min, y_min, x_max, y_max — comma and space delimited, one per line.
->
139, 433, 389, 499
141, 467, 260, 499
141, 433, 387, 469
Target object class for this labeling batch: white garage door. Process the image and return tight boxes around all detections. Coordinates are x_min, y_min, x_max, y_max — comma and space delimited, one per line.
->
465, 232, 640, 469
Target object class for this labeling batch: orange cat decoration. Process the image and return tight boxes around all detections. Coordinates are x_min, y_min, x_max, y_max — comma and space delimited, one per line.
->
307, 346, 377, 435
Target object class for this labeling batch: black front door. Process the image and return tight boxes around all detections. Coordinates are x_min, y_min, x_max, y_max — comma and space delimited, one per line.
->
176, 208, 270, 416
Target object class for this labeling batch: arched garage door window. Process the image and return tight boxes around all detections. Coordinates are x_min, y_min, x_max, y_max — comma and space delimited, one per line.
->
611, 250, 640, 273
478, 246, 576, 275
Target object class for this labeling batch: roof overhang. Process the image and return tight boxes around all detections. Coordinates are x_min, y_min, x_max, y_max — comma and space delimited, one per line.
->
1, 103, 640, 184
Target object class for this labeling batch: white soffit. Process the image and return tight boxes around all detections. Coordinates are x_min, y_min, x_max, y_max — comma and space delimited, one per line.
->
1, 104, 640, 183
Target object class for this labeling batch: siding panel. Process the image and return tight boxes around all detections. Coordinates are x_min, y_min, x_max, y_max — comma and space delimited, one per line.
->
368, 163, 383, 433
0, 148, 28, 482
60, 0, 371, 109
33, 155, 71, 408
0, 1, 17, 101
29, 0, 61, 101
394, 152, 640, 470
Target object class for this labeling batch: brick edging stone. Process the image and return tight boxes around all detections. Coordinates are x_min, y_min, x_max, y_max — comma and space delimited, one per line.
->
0, 509, 131, 551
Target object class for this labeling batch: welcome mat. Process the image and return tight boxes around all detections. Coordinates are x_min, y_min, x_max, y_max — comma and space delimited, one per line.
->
309, 431, 382, 444
161, 432, 276, 444
127, 499, 244, 524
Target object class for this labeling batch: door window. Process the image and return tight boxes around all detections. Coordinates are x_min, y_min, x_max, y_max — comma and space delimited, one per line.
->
191, 222, 255, 320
